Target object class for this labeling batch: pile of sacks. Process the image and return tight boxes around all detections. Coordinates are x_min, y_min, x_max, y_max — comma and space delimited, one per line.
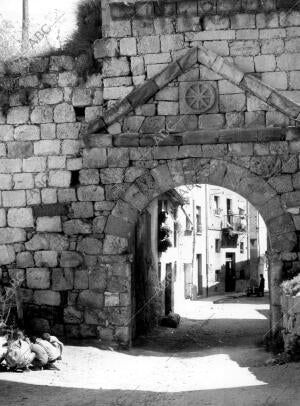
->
0, 329, 63, 372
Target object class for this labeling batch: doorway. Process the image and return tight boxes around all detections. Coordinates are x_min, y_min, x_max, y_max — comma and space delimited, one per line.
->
184, 263, 192, 299
197, 254, 203, 295
165, 263, 173, 315
225, 252, 236, 292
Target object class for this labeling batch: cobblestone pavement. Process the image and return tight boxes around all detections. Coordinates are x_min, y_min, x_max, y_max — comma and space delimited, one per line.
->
0, 295, 299, 406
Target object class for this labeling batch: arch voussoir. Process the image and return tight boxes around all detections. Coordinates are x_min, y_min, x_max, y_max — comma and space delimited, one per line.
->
150, 164, 175, 194
104, 215, 135, 239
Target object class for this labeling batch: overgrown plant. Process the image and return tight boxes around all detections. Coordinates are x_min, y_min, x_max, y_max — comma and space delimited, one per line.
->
64, 0, 102, 56
158, 211, 172, 253
0, 276, 24, 331
281, 274, 300, 296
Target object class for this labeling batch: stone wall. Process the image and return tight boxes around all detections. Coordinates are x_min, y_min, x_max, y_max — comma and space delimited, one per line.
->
281, 293, 300, 355
0, 2, 300, 347
96, 2, 300, 133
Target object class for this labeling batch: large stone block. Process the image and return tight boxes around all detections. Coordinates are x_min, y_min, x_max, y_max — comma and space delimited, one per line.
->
230, 40, 260, 56
0, 245, 15, 265
71, 202, 93, 218
100, 168, 124, 184
27, 268, 50, 289
8, 142, 33, 158
72, 88, 92, 107
277, 53, 300, 71
78, 169, 99, 186
77, 185, 104, 201
107, 148, 129, 168
30, 106, 53, 123
13, 173, 34, 190
34, 251, 58, 267
199, 113, 225, 129
58, 71, 78, 87
34, 140, 60, 156
0, 159, 22, 174
94, 38, 118, 59
23, 157, 47, 172
2, 190, 26, 207
74, 270, 89, 290
0, 174, 13, 190
64, 306, 82, 324
78, 290, 104, 308
88, 266, 107, 291
7, 208, 34, 228
33, 290, 61, 306
82, 148, 107, 169
93, 216, 107, 234
261, 39, 284, 55
48, 170, 71, 188
105, 215, 133, 239
254, 55, 276, 72
39, 88, 63, 105
16, 251, 34, 268
63, 219, 92, 235
52, 268, 73, 291
0, 125, 14, 141
0, 227, 26, 244
103, 58, 130, 78
0, 209, 6, 227
137, 36, 160, 54
7, 107, 30, 124
60, 251, 83, 268
14, 125, 40, 141
103, 235, 128, 255
77, 237, 102, 255
104, 292, 120, 307
36, 216, 62, 232
219, 94, 246, 112
54, 103, 76, 123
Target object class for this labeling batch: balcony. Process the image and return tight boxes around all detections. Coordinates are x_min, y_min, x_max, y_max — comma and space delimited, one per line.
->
222, 213, 247, 233
221, 214, 247, 248
214, 208, 222, 216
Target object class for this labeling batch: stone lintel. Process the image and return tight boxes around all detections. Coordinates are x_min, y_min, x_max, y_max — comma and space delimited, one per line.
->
110, 127, 293, 148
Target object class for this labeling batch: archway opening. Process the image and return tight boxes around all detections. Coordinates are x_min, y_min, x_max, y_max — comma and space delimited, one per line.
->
131, 183, 270, 352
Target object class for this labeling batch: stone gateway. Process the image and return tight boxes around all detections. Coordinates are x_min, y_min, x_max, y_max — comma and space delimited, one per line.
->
0, 0, 300, 348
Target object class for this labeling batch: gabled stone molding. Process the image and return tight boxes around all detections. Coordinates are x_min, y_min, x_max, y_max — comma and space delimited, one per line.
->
87, 45, 300, 135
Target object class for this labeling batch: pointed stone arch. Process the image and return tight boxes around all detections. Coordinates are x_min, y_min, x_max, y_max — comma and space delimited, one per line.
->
87, 45, 300, 135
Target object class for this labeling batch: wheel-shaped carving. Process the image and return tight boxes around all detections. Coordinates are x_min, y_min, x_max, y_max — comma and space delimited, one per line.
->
185, 82, 216, 113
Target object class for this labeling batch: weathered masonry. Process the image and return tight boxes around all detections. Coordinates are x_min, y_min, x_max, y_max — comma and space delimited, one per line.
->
0, 0, 300, 347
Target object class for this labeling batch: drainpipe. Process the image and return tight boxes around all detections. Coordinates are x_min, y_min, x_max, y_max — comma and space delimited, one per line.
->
205, 184, 209, 297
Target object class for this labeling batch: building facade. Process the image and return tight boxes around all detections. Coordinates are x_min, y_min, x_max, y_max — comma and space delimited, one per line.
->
134, 184, 268, 334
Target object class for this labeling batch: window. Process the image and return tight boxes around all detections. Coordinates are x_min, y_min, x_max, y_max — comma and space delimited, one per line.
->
215, 269, 221, 282
196, 206, 202, 233
240, 242, 244, 254
213, 196, 221, 215
227, 198, 233, 224
215, 238, 221, 253
240, 269, 245, 279
185, 215, 192, 231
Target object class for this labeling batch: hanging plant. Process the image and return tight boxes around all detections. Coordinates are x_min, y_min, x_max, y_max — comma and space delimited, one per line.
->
158, 211, 172, 253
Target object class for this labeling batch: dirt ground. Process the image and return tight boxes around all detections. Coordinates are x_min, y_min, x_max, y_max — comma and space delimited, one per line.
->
0, 295, 299, 406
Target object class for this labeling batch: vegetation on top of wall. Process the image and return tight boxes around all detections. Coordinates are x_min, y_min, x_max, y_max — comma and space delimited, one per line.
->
281, 274, 300, 296
63, 0, 102, 57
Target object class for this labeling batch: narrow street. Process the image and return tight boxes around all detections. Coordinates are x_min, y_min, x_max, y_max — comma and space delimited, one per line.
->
0, 295, 299, 406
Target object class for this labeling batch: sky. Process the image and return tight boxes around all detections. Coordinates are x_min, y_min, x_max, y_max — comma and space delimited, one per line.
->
0, 0, 81, 59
